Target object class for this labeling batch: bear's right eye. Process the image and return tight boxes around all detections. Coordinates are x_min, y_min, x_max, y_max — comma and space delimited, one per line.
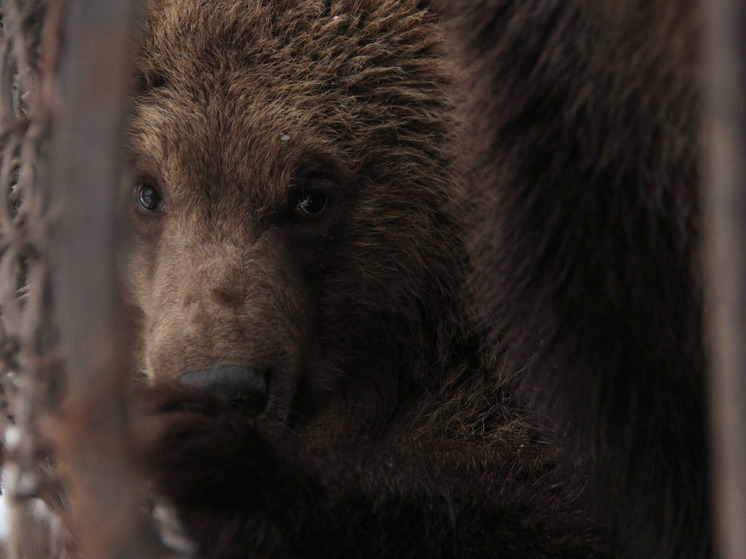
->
134, 182, 164, 214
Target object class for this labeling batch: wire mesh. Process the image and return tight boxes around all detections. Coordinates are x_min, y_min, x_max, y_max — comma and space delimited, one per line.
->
0, 1, 67, 556
0, 1, 173, 557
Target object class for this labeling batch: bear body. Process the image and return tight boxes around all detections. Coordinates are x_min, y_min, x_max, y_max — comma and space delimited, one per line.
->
125, 0, 708, 557
453, 1, 709, 557
126, 1, 601, 557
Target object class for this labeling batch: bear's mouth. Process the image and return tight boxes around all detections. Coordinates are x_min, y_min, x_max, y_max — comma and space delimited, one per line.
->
179, 364, 269, 413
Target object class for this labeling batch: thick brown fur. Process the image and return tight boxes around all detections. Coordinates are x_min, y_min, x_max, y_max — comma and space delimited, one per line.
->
451, 1, 709, 558
125, 1, 604, 558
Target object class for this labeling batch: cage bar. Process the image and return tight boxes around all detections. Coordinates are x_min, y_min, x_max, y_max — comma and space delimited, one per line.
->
40, 0, 175, 557
703, 0, 746, 557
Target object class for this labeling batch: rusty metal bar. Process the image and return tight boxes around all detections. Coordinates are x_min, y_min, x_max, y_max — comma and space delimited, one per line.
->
703, 0, 746, 557
41, 0, 169, 557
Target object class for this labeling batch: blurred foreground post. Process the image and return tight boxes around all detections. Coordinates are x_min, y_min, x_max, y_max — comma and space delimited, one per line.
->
704, 0, 746, 557
43, 0, 176, 557
1, 0, 175, 557
42, 0, 154, 557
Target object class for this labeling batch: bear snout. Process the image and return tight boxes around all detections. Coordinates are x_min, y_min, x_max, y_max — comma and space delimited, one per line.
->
179, 364, 269, 412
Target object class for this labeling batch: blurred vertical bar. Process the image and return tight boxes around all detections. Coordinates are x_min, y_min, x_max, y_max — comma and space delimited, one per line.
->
703, 0, 746, 557
47, 0, 136, 372
44, 0, 168, 557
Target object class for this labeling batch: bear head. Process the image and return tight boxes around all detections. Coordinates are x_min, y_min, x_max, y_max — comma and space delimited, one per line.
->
124, 0, 468, 435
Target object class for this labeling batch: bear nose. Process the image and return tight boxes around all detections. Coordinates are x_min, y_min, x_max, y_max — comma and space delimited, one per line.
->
179, 365, 268, 411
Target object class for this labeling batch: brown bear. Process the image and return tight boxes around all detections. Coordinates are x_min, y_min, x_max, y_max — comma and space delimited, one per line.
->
451, 1, 710, 558
125, 0, 603, 558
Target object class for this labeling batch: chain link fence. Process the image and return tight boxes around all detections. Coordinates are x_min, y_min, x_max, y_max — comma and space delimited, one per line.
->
0, 1, 173, 557
0, 1, 63, 556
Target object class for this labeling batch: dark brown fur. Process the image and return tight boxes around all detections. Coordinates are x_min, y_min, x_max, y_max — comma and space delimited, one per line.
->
125, 1, 603, 558
451, 1, 709, 557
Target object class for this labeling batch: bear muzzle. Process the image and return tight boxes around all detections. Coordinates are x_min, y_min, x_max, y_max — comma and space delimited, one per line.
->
179, 364, 269, 412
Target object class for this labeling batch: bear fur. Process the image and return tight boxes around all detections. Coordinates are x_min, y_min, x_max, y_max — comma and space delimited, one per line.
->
125, 1, 603, 558
451, 1, 710, 558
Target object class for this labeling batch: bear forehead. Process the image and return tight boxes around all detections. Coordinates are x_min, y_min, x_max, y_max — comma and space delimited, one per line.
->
129, 0, 456, 211
136, 0, 446, 90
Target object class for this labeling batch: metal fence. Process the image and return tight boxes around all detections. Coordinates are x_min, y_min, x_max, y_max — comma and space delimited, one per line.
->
0, 1, 62, 556
0, 1, 168, 557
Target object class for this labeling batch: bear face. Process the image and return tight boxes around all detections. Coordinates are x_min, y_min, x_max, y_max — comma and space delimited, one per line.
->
125, 0, 468, 434
119, 2, 611, 557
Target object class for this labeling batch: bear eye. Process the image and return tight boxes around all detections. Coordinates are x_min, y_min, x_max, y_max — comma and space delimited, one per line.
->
134, 181, 164, 214
293, 190, 328, 218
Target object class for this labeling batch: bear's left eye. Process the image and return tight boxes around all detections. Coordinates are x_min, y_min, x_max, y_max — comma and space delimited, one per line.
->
293, 190, 328, 218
